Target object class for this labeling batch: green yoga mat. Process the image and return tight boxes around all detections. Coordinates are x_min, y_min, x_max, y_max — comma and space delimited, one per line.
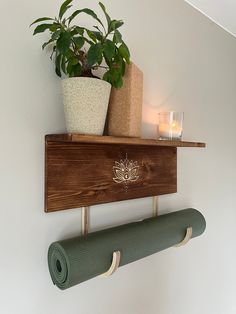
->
48, 208, 206, 289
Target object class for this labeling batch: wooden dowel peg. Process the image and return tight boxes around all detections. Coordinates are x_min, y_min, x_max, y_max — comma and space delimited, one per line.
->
174, 227, 193, 247
152, 196, 159, 217
81, 206, 90, 235
102, 251, 121, 277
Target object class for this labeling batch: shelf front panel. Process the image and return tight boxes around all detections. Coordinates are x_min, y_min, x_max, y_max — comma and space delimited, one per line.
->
45, 141, 177, 212
46, 134, 206, 148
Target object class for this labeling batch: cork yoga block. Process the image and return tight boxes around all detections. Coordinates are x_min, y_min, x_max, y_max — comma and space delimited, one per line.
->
107, 62, 143, 137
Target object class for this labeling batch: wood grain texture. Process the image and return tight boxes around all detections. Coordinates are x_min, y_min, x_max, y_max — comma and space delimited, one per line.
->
45, 139, 177, 212
46, 134, 206, 148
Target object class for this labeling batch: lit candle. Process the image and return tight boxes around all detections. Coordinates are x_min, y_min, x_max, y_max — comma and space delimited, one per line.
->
158, 112, 183, 140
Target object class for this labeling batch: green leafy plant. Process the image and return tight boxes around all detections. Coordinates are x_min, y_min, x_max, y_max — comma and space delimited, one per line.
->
30, 0, 130, 88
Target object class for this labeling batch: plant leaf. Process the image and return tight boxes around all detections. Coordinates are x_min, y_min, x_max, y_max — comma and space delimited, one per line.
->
72, 63, 82, 76
121, 59, 126, 76
99, 2, 111, 26
103, 39, 116, 61
73, 36, 85, 48
87, 43, 102, 66
104, 55, 111, 67
65, 49, 75, 59
86, 29, 97, 43
83, 37, 94, 45
55, 53, 62, 77
93, 25, 103, 33
93, 31, 103, 41
61, 55, 66, 74
103, 70, 112, 84
69, 8, 104, 28
30, 17, 54, 27
67, 56, 78, 65
113, 75, 123, 88
68, 10, 81, 24
119, 43, 130, 63
50, 45, 56, 60
33, 23, 52, 35
113, 30, 122, 43
42, 39, 54, 50
50, 23, 61, 32
67, 61, 81, 77
110, 20, 124, 31
51, 30, 61, 40
103, 62, 124, 88
72, 26, 84, 36
97, 52, 103, 65
57, 31, 71, 54
59, 0, 73, 20
80, 9, 104, 27
67, 62, 73, 75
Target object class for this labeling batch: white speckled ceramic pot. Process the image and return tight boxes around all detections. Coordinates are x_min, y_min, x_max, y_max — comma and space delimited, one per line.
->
62, 77, 111, 135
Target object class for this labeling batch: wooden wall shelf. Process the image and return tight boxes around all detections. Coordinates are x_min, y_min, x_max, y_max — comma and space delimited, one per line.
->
45, 134, 205, 213
46, 134, 205, 148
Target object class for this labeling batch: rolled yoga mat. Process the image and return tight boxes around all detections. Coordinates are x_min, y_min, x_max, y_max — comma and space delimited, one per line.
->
48, 208, 206, 289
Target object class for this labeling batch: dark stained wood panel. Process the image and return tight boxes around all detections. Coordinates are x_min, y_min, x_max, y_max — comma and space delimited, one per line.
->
46, 134, 206, 148
45, 139, 177, 212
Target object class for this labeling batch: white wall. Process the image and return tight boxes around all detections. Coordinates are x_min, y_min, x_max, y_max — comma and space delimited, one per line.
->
1, 0, 236, 313
185, 0, 236, 37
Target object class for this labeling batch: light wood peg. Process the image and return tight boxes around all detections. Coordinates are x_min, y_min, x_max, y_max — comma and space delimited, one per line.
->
152, 196, 159, 217
174, 227, 193, 247
102, 251, 121, 277
81, 206, 90, 235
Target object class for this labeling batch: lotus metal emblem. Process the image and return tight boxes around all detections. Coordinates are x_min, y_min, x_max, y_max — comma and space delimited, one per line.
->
113, 154, 140, 191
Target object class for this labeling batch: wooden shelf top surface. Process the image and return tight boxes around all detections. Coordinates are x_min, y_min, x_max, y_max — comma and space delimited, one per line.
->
46, 134, 206, 148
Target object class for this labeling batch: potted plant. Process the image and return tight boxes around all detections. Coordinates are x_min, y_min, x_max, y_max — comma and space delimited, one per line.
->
31, 0, 130, 135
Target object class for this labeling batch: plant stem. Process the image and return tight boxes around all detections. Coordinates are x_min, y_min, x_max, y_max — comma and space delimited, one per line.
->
93, 65, 109, 69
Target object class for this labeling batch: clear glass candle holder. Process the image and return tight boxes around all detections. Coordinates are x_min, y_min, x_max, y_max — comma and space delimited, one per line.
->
158, 112, 184, 140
